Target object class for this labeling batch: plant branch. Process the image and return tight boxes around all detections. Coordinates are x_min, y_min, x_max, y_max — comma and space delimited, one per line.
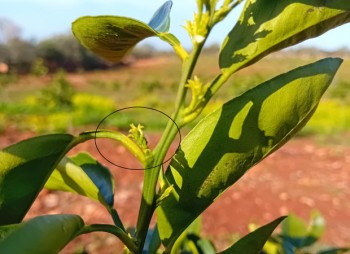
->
78, 224, 137, 253
110, 208, 126, 232
134, 35, 209, 254
133, 3, 236, 251
182, 71, 232, 125
71, 130, 147, 167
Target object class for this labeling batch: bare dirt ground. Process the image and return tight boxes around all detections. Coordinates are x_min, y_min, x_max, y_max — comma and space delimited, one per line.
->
1, 128, 350, 253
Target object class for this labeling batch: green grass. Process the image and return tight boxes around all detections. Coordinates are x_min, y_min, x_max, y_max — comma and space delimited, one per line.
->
1, 52, 349, 135
302, 100, 350, 135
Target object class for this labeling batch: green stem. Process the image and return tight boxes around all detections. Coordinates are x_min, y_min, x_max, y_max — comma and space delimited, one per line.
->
182, 70, 232, 125
71, 130, 146, 166
110, 208, 126, 232
134, 39, 208, 253
78, 224, 137, 253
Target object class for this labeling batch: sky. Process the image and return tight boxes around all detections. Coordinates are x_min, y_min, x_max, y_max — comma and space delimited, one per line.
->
1, 0, 350, 51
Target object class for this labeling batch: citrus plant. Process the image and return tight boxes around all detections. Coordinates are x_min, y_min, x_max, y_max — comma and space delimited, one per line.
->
1, 0, 350, 253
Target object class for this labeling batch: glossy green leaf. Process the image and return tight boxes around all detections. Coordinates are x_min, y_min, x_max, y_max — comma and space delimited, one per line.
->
0, 214, 84, 254
72, 1, 174, 63
0, 134, 74, 226
45, 153, 114, 208
148, 1, 172, 32
156, 58, 342, 247
219, 0, 350, 75
218, 217, 285, 254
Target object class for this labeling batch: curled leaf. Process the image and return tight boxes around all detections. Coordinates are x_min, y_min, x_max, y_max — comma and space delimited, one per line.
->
72, 1, 177, 63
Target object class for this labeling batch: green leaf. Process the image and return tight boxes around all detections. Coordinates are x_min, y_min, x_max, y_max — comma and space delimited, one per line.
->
281, 213, 308, 249
188, 235, 216, 254
72, 1, 174, 63
282, 211, 325, 248
45, 152, 115, 208
0, 224, 18, 242
218, 217, 285, 254
0, 134, 74, 226
0, 214, 84, 254
72, 16, 156, 63
156, 58, 342, 247
219, 0, 350, 75
282, 213, 308, 239
148, 1, 172, 32
147, 226, 162, 254
171, 217, 206, 254
72, 153, 115, 206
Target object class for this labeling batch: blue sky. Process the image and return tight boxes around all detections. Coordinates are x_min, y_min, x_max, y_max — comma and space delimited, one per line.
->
1, 0, 350, 51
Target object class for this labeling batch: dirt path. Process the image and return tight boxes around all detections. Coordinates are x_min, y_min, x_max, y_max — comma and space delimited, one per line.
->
1, 129, 349, 253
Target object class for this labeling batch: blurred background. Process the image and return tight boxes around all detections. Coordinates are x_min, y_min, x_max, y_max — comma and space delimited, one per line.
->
1, 1, 350, 253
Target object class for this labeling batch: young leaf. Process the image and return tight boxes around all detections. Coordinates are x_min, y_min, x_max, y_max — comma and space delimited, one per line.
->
156, 58, 342, 247
219, 0, 350, 75
72, 1, 174, 63
45, 153, 115, 208
218, 217, 285, 254
0, 214, 84, 254
148, 1, 173, 32
0, 134, 74, 226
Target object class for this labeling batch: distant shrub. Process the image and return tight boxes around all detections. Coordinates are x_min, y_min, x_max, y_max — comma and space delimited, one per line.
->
40, 70, 75, 110
30, 58, 49, 77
